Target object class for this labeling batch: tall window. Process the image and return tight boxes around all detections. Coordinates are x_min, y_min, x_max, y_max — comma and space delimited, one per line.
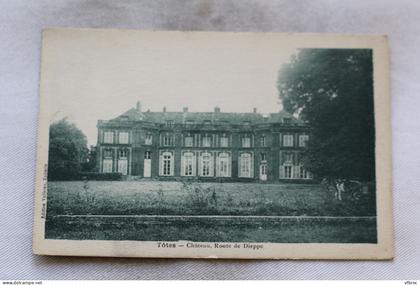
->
182, 152, 195, 176
202, 136, 211, 147
118, 132, 129, 144
299, 134, 309, 147
103, 159, 113, 173
104, 131, 114, 144
239, 153, 253, 178
299, 166, 310, 179
281, 152, 293, 179
166, 120, 174, 127
117, 149, 128, 175
283, 134, 294, 147
217, 152, 231, 177
220, 135, 229, 147
102, 149, 113, 173
260, 135, 266, 147
184, 136, 193, 147
200, 153, 212, 177
284, 165, 293, 179
145, 134, 153, 145
241, 137, 251, 148
162, 134, 173, 146
161, 152, 173, 176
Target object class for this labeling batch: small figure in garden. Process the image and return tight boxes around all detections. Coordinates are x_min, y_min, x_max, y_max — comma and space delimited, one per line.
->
335, 179, 345, 201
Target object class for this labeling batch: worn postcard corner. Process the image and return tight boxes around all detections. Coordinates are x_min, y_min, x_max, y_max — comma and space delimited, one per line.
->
33, 28, 393, 260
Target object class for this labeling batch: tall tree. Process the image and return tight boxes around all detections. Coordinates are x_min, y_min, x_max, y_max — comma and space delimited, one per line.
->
278, 49, 375, 182
48, 119, 89, 180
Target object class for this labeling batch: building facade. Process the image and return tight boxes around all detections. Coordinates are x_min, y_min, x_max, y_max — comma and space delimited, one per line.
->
96, 102, 312, 182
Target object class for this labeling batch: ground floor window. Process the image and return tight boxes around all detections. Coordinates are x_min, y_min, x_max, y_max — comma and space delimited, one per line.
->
160, 151, 174, 176
283, 165, 293, 179
182, 152, 195, 176
217, 152, 231, 177
260, 164, 267, 175
103, 158, 113, 173
299, 165, 310, 179
239, 153, 253, 178
200, 152, 213, 177
118, 159, 128, 175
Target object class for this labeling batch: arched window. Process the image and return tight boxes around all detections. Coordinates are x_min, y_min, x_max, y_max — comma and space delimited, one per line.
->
200, 152, 213, 177
217, 152, 231, 177
182, 152, 195, 176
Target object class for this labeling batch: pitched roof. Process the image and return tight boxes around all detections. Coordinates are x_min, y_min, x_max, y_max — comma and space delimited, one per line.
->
110, 107, 302, 125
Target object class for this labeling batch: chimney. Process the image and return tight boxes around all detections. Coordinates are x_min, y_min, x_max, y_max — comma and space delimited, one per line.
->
214, 106, 220, 113
183, 107, 188, 113
136, 101, 142, 112
253, 107, 257, 113
163, 106, 167, 112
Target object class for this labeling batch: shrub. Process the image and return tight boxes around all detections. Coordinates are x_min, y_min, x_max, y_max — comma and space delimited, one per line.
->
79, 172, 122, 181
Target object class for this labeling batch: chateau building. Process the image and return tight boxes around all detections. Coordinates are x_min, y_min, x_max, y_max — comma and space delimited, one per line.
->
96, 102, 312, 182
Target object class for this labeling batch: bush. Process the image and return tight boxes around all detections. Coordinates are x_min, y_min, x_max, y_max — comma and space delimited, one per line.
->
79, 172, 122, 181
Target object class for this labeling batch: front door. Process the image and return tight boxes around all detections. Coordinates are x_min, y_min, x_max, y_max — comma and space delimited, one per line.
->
144, 151, 151, 177
259, 164, 267, 181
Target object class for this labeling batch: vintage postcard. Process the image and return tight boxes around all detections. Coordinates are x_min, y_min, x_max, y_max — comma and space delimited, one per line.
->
33, 28, 393, 259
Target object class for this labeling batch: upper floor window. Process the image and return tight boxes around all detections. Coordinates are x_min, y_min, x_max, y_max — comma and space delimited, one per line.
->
243, 121, 251, 126
103, 149, 113, 158
284, 152, 293, 164
119, 131, 129, 144
162, 134, 173, 146
144, 151, 152, 159
203, 120, 211, 125
202, 135, 211, 147
260, 135, 266, 147
118, 149, 128, 158
166, 120, 174, 127
260, 153, 267, 161
283, 118, 292, 124
299, 134, 309, 147
104, 131, 114, 144
242, 137, 251, 148
185, 120, 194, 126
283, 134, 294, 147
145, 133, 153, 145
220, 135, 229, 147
184, 136, 193, 147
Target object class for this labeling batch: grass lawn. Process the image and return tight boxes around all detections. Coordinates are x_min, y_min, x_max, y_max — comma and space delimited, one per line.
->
45, 215, 377, 243
46, 181, 376, 216
45, 181, 377, 243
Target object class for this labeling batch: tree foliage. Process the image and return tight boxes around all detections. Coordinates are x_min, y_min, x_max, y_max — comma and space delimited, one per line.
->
278, 49, 375, 182
48, 119, 89, 180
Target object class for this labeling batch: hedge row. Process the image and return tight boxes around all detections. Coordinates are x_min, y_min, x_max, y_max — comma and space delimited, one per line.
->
79, 172, 122, 181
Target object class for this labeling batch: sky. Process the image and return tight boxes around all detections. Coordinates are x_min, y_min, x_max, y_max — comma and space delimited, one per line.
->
44, 30, 298, 146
